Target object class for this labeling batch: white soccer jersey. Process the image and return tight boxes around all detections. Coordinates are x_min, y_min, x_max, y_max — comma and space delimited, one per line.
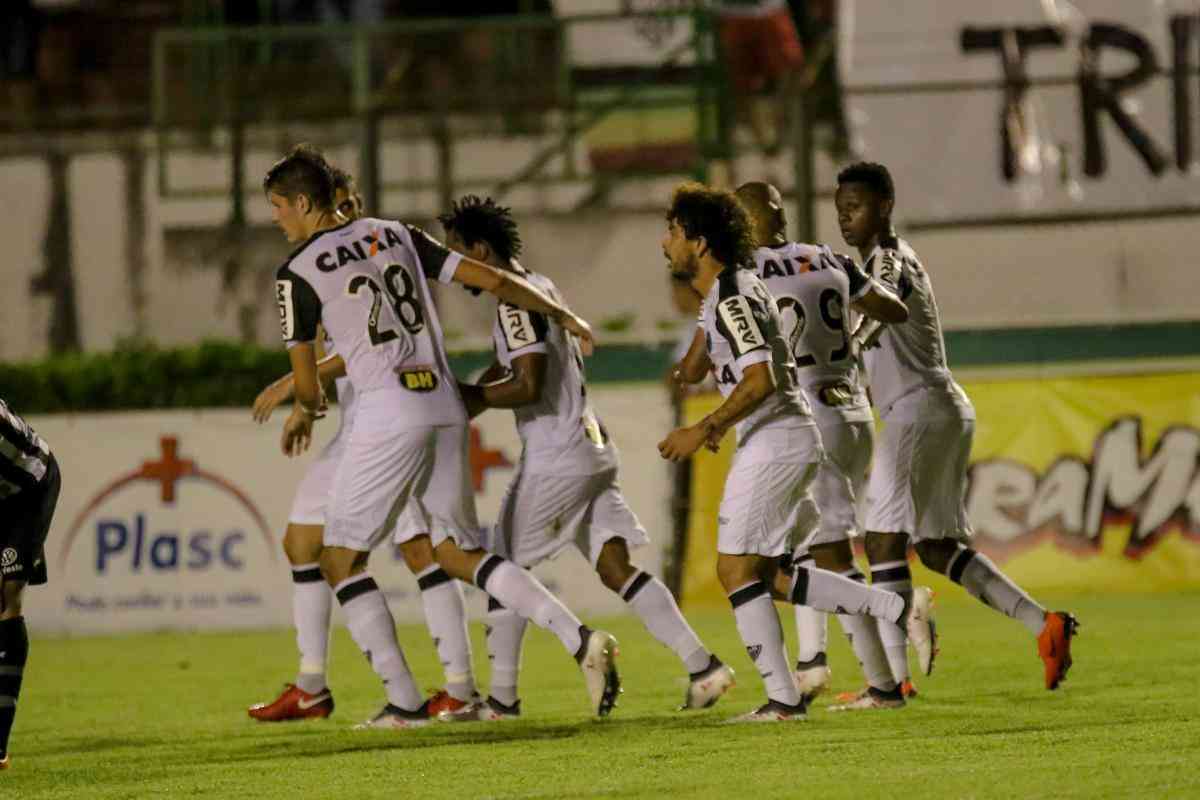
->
275, 217, 465, 428
861, 237, 974, 421
491, 267, 616, 472
321, 330, 357, 440
751, 242, 874, 425
699, 267, 814, 439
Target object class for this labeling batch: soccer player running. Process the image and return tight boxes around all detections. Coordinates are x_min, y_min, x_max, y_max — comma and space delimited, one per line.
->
0, 398, 62, 770
266, 145, 620, 728
735, 180, 935, 710
248, 168, 481, 722
440, 196, 734, 720
835, 162, 1077, 690
658, 183, 929, 722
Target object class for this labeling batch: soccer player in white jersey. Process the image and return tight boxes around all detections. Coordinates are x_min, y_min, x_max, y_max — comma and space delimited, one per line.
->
0, 398, 61, 771
835, 162, 1078, 691
247, 169, 480, 722
265, 144, 620, 727
658, 183, 928, 722
735, 181, 934, 710
438, 196, 735, 720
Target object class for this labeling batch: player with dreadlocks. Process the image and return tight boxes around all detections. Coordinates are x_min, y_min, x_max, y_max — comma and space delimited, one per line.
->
443, 195, 735, 719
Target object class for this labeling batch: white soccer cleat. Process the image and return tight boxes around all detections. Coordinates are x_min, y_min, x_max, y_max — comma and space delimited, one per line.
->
352, 702, 432, 730
725, 699, 807, 723
578, 629, 621, 717
906, 586, 938, 676
681, 657, 735, 710
793, 664, 832, 703
827, 686, 906, 712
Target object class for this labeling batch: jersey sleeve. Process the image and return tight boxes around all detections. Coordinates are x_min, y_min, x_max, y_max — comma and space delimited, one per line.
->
275, 264, 321, 347
496, 302, 549, 356
405, 224, 463, 284
871, 248, 913, 299
713, 292, 771, 370
830, 251, 875, 301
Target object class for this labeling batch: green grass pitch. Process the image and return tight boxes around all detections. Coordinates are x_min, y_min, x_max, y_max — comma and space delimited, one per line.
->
7, 592, 1199, 799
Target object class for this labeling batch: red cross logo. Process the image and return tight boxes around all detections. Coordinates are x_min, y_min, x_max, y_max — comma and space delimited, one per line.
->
137, 436, 195, 504
468, 425, 511, 493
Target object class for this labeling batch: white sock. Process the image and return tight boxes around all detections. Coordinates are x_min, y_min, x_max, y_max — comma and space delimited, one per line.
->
833, 567, 897, 691
950, 546, 1047, 636
485, 597, 528, 706
475, 555, 584, 657
870, 559, 913, 684
791, 565, 905, 622
791, 556, 827, 665
416, 564, 476, 701
335, 573, 423, 711
730, 581, 799, 706
620, 571, 711, 674
291, 562, 331, 695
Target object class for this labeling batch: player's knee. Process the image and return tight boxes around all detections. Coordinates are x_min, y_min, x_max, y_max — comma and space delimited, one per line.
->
283, 524, 323, 565
913, 539, 956, 573
865, 531, 907, 565
399, 537, 435, 573
716, 556, 757, 594
595, 539, 635, 593
810, 540, 854, 573
318, 548, 357, 587
0, 582, 25, 619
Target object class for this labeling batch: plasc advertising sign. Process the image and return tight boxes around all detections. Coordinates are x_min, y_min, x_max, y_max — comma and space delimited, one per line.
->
26, 386, 672, 635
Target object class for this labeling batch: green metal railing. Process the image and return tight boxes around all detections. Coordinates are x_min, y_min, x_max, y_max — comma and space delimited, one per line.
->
151, 9, 729, 216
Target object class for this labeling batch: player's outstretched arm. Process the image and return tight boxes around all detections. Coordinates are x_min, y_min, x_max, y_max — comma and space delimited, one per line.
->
460, 352, 547, 419
658, 362, 774, 461
451, 259, 596, 355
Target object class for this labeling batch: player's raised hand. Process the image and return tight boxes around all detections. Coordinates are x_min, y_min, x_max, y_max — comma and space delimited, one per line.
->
253, 376, 294, 424
281, 407, 314, 457
560, 311, 596, 356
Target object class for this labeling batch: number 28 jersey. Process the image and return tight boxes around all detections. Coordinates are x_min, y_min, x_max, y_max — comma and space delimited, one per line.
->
275, 216, 466, 428
751, 242, 875, 424
699, 267, 813, 440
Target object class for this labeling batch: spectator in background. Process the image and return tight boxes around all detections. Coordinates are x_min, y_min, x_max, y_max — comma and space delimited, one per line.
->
788, 0, 852, 160
1, 0, 42, 127
714, 0, 804, 155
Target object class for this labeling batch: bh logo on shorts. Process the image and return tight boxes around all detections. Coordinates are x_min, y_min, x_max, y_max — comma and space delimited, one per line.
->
1, 548, 18, 575
59, 436, 275, 576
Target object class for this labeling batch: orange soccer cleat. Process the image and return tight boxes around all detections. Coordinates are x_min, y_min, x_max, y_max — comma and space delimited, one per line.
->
426, 689, 481, 721
1038, 611, 1079, 690
0, 754, 10, 771
247, 683, 334, 721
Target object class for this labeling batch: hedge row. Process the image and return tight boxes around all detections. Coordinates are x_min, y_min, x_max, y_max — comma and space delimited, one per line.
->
0, 340, 293, 414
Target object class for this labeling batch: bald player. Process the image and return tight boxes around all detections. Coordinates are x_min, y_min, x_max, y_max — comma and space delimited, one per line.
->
735, 181, 934, 710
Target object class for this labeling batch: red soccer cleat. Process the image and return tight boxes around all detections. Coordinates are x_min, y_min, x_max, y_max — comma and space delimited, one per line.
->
900, 679, 918, 699
1038, 611, 1079, 690
247, 683, 334, 721
426, 689, 481, 720
0, 754, 10, 771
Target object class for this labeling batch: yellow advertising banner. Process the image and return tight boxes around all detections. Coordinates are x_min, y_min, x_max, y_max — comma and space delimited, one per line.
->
680, 371, 1200, 607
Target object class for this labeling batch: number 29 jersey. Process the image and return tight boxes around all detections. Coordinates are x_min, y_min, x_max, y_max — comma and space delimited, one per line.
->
751, 242, 875, 424
699, 266, 813, 440
275, 216, 466, 428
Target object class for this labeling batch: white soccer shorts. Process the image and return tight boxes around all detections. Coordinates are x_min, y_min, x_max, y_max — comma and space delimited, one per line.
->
863, 417, 974, 542
795, 419, 874, 551
323, 402, 480, 552
494, 463, 648, 568
718, 424, 823, 557
287, 429, 347, 526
